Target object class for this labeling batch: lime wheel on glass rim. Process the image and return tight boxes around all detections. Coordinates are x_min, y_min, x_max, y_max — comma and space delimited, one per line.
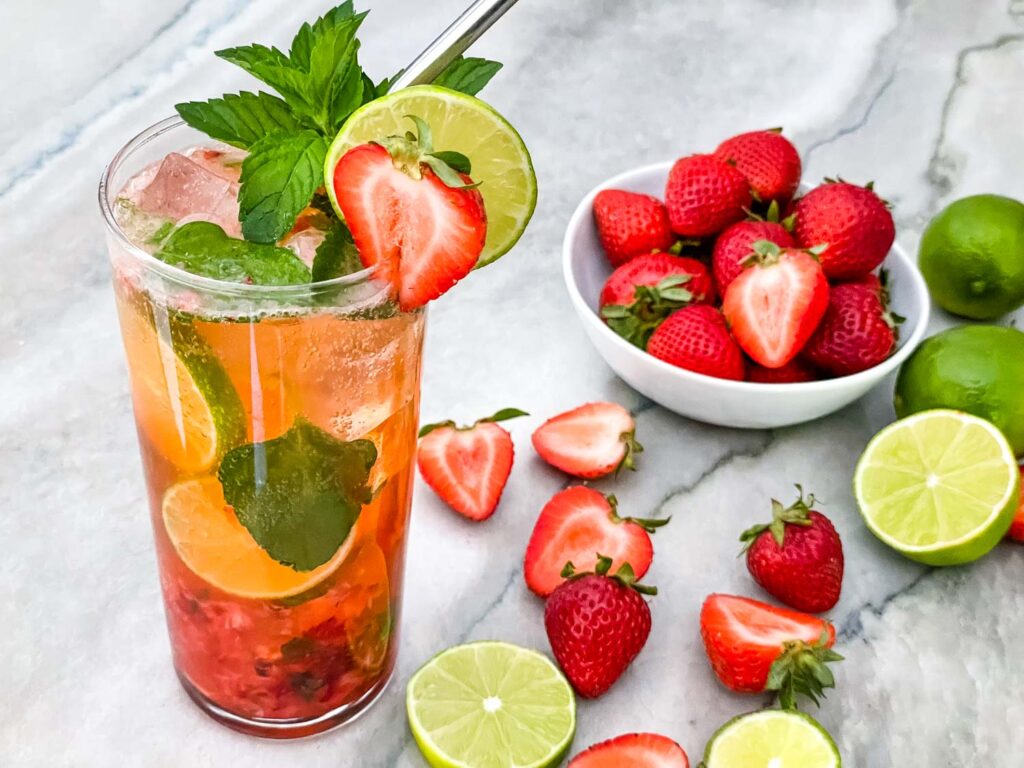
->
326, 84, 537, 268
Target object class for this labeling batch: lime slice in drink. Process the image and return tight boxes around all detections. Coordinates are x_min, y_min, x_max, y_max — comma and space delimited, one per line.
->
703, 710, 841, 767
406, 641, 576, 768
854, 409, 1019, 565
163, 478, 357, 599
118, 300, 246, 474
326, 85, 537, 267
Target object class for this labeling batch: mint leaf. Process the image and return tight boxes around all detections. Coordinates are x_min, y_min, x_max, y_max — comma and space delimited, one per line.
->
218, 418, 377, 571
433, 56, 503, 96
239, 130, 327, 244
155, 221, 310, 285
312, 221, 362, 281
175, 91, 302, 149
290, 2, 357, 67
216, 45, 314, 119
304, 11, 367, 132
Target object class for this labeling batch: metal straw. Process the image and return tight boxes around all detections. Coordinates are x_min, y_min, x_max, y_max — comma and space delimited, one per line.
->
390, 0, 521, 90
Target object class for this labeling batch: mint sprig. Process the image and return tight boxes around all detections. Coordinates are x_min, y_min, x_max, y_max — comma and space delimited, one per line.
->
219, 418, 377, 571
174, 2, 504, 248
155, 221, 310, 285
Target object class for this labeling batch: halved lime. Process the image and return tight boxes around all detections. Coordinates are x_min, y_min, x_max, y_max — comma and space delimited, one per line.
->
406, 641, 576, 768
326, 85, 537, 267
703, 710, 841, 767
854, 409, 1019, 565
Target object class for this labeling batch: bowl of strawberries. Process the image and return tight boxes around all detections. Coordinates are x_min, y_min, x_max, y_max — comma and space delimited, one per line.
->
563, 129, 930, 428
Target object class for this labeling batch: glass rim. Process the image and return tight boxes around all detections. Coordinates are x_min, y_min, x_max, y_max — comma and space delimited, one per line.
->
98, 115, 378, 298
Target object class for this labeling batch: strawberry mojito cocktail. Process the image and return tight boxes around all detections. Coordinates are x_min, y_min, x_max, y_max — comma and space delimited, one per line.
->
99, 3, 535, 737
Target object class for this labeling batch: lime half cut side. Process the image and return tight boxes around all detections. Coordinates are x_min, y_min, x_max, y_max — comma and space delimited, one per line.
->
326, 85, 537, 267
854, 409, 1019, 566
703, 710, 841, 768
406, 641, 576, 768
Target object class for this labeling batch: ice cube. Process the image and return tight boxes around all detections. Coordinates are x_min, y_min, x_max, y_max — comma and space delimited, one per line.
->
130, 152, 242, 237
187, 146, 245, 183
281, 227, 326, 267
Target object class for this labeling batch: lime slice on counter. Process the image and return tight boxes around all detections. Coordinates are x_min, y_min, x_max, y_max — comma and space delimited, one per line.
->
854, 409, 1019, 565
118, 299, 246, 474
326, 85, 537, 267
703, 709, 841, 768
406, 641, 576, 768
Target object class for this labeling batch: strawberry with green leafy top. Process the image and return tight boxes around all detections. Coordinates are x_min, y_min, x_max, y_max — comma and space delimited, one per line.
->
722, 241, 829, 369
803, 277, 899, 376
532, 402, 643, 479
599, 253, 714, 347
592, 189, 676, 266
712, 204, 795, 295
740, 486, 844, 613
699, 594, 842, 709
416, 408, 527, 521
545, 556, 655, 698
524, 486, 667, 597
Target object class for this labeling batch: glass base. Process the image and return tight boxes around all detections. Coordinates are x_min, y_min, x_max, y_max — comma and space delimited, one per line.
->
177, 667, 394, 739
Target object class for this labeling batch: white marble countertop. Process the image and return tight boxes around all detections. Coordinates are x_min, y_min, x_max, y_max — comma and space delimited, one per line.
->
2, 1, 1024, 765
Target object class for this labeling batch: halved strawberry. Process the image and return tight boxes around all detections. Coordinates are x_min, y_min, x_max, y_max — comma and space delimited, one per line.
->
331, 119, 487, 310
569, 733, 689, 768
722, 241, 829, 368
532, 402, 642, 478
524, 486, 668, 597
416, 408, 527, 521
699, 594, 841, 709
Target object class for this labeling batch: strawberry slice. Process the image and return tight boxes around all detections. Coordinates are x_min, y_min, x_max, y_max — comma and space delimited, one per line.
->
722, 241, 829, 368
416, 408, 527, 521
532, 402, 642, 478
569, 733, 689, 768
524, 486, 668, 597
699, 594, 841, 709
331, 119, 487, 310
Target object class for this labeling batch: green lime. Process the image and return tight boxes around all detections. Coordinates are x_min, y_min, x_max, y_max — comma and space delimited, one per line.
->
703, 710, 841, 767
894, 324, 1024, 456
919, 194, 1024, 320
854, 409, 1019, 565
406, 641, 576, 768
326, 85, 537, 267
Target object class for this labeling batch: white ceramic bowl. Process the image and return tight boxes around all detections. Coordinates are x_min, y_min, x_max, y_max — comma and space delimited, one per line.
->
563, 162, 931, 429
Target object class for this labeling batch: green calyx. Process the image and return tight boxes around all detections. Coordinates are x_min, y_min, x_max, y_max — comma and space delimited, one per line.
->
741, 240, 824, 269
601, 273, 695, 348
765, 630, 844, 710
560, 554, 658, 596
418, 407, 528, 438
739, 484, 818, 551
744, 200, 796, 231
605, 494, 669, 534
375, 115, 476, 190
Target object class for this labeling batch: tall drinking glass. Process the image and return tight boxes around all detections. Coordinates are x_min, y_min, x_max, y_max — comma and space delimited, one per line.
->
99, 118, 425, 737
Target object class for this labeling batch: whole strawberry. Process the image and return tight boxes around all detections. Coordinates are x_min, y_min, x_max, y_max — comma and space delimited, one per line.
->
803, 278, 899, 376
664, 154, 752, 237
593, 189, 676, 267
600, 252, 714, 347
712, 217, 795, 295
740, 486, 844, 613
647, 305, 745, 381
792, 181, 895, 280
713, 129, 802, 203
544, 556, 654, 698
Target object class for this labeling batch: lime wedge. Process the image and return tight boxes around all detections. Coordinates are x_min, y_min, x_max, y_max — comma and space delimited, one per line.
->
406, 641, 576, 768
703, 710, 841, 768
854, 409, 1019, 565
326, 85, 537, 267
